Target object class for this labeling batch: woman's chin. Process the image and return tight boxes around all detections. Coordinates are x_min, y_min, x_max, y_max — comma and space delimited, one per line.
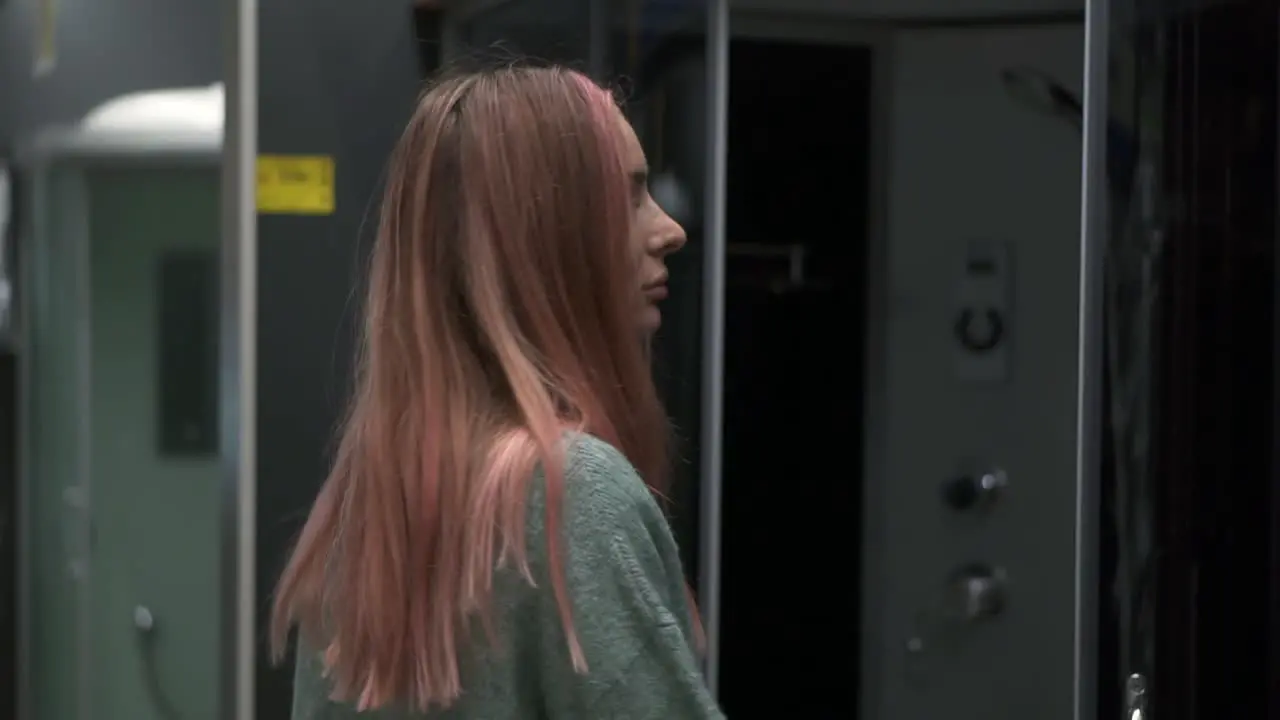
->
640, 304, 662, 333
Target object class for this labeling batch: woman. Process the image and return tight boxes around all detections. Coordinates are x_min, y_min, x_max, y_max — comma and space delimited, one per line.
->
271, 65, 724, 719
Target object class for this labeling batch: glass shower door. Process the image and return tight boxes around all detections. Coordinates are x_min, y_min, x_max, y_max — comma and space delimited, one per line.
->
1089, 1, 1280, 717
22, 161, 91, 720
441, 0, 730, 693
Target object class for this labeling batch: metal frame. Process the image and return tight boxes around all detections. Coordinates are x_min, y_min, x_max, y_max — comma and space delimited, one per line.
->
222, 0, 258, 714
18, 143, 95, 720
697, 0, 729, 692
1074, 1, 1107, 718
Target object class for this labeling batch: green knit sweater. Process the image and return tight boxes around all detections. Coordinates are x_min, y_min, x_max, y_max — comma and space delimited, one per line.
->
291, 434, 725, 719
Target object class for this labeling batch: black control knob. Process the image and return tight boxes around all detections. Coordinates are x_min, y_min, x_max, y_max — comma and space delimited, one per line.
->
942, 469, 1007, 511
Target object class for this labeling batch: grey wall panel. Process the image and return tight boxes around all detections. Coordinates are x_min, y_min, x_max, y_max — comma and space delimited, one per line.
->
0, 0, 220, 139
254, 0, 422, 715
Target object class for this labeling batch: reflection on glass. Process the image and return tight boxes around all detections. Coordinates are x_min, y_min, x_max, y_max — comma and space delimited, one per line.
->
605, 0, 710, 584
1099, 1, 1279, 717
450, 0, 715, 672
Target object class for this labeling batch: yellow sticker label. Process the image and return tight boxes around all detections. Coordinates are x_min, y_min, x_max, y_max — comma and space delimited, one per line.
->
256, 155, 335, 215
34, 0, 59, 77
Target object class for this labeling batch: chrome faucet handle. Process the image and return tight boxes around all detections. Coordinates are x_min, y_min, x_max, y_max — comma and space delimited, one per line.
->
904, 563, 1010, 686
1126, 673, 1148, 720
942, 468, 1008, 511
945, 563, 1008, 621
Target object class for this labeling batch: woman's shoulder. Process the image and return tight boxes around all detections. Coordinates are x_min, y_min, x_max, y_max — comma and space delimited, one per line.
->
520, 432, 667, 549
560, 432, 659, 519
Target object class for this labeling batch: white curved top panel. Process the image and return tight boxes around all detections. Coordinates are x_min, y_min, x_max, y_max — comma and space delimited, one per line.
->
21, 84, 225, 162
81, 83, 224, 138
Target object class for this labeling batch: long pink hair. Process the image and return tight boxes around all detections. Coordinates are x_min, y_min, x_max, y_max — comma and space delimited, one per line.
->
270, 66, 676, 711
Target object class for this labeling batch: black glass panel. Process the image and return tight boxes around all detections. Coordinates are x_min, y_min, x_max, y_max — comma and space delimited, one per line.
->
157, 250, 219, 457
1098, 2, 1280, 717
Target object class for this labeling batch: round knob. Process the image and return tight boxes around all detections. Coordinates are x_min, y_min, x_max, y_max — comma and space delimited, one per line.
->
941, 469, 1007, 511
133, 605, 155, 633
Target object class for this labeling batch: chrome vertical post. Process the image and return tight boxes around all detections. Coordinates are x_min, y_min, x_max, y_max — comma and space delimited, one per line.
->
697, 0, 729, 696
221, 0, 258, 714
1075, 1, 1109, 719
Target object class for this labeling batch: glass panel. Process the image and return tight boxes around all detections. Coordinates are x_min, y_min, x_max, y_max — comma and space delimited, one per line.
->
450, 0, 720, 678
23, 161, 224, 719
602, 0, 712, 604
25, 164, 89, 720
716, 30, 874, 719
85, 167, 222, 719
1097, 1, 1280, 717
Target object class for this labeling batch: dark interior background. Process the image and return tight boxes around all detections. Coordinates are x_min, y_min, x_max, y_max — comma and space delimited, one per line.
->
717, 38, 870, 718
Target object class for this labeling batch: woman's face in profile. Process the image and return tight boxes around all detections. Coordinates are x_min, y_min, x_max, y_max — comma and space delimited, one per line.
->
614, 112, 687, 334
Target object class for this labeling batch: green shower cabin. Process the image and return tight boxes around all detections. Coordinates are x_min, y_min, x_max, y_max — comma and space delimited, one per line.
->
20, 119, 225, 720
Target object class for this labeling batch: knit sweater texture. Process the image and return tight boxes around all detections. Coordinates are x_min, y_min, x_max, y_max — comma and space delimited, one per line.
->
291, 434, 725, 720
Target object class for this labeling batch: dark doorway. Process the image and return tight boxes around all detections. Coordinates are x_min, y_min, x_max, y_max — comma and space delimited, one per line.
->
717, 38, 872, 718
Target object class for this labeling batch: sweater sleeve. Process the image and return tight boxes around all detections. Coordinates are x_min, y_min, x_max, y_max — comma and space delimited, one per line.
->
535, 443, 726, 720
